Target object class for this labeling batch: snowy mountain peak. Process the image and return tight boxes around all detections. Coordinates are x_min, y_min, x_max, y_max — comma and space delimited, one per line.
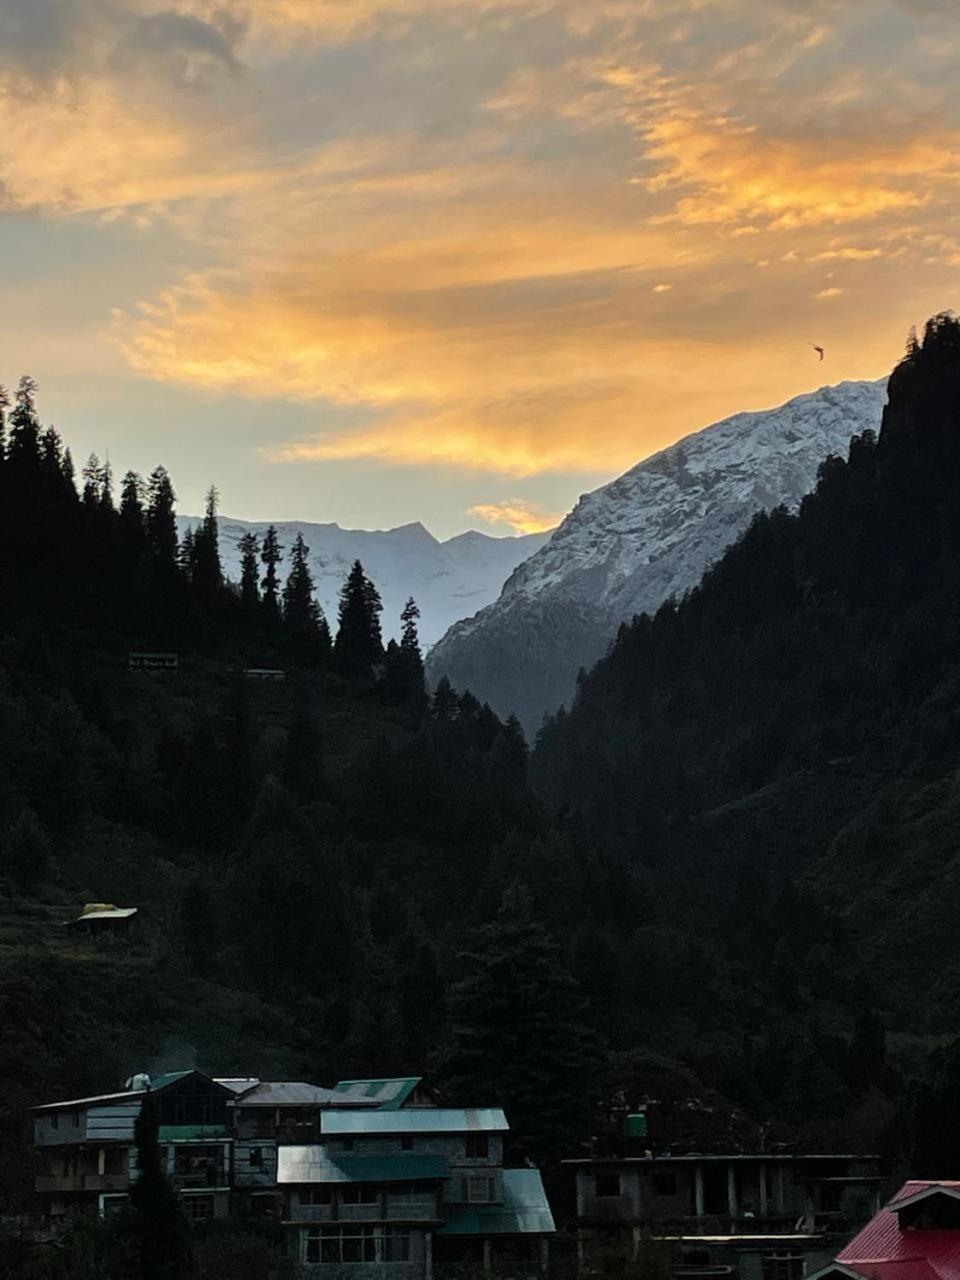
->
428, 379, 889, 728
176, 514, 550, 648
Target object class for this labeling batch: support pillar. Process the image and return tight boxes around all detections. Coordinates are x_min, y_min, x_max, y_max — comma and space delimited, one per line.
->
540, 1238, 550, 1274
483, 1239, 492, 1273
727, 1165, 738, 1219
759, 1164, 768, 1218
694, 1165, 705, 1217
425, 1231, 433, 1280
97, 1147, 106, 1177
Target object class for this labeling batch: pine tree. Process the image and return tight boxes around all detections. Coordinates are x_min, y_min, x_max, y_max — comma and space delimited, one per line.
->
383, 597, 426, 708
178, 528, 196, 582
283, 533, 330, 665
192, 485, 222, 602
120, 470, 145, 532
334, 560, 384, 677
440, 883, 603, 1164
145, 465, 179, 581
260, 525, 283, 626
81, 453, 101, 507
1, 809, 51, 895
128, 1091, 192, 1280
100, 455, 115, 512
7, 375, 41, 478
238, 531, 260, 613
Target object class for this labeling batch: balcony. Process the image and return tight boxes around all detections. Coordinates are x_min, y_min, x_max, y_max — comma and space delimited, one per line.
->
171, 1171, 230, 1191
35, 1174, 129, 1194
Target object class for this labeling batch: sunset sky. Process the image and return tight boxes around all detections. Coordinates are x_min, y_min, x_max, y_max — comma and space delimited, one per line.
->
2, 0, 958, 536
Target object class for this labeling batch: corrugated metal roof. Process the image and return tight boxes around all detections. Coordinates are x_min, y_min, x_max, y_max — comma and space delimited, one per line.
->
150, 1071, 194, 1091
333, 1078, 423, 1109
835, 1181, 960, 1280
68, 906, 137, 924
277, 1148, 449, 1185
34, 1089, 142, 1112
215, 1078, 261, 1094
233, 1082, 338, 1107
440, 1169, 555, 1236
322, 1108, 508, 1136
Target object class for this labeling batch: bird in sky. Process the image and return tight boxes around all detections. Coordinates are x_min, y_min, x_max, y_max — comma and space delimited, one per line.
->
812, 345, 825, 361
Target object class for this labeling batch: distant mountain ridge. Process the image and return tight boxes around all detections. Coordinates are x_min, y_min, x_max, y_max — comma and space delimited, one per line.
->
175, 515, 550, 648
427, 380, 889, 728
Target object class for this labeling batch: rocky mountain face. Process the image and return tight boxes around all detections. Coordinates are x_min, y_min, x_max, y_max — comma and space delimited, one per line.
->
175, 517, 550, 648
427, 380, 889, 729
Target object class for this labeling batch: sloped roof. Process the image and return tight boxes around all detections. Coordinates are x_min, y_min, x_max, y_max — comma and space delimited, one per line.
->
67, 905, 137, 925
234, 1082, 339, 1107
333, 1078, 423, 1109
832, 1181, 960, 1280
322, 1108, 508, 1136
277, 1147, 449, 1185
34, 1069, 230, 1112
440, 1169, 555, 1236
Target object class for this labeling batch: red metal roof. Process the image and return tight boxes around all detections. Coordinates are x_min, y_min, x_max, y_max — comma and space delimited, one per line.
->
836, 1182, 960, 1280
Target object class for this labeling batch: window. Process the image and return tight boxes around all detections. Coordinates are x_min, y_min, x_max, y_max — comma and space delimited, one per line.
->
465, 1135, 489, 1159
305, 1223, 386, 1264
653, 1173, 677, 1197
182, 1194, 216, 1222
249, 1148, 264, 1169
301, 1187, 333, 1205
465, 1175, 495, 1204
386, 1229, 413, 1262
595, 1174, 621, 1199
341, 1186, 379, 1205
51, 1113, 59, 1130
761, 1252, 804, 1280
389, 1184, 431, 1208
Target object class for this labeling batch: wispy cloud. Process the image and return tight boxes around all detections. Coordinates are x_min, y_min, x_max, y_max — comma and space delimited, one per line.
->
467, 500, 562, 534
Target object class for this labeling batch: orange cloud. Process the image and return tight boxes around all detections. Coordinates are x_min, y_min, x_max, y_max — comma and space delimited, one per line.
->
467, 501, 562, 534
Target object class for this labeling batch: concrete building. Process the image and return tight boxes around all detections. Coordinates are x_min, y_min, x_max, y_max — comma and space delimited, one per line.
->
565, 1153, 882, 1280
33, 1072, 555, 1278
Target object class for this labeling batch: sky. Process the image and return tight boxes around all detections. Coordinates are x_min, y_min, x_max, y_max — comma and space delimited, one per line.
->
1, 0, 959, 538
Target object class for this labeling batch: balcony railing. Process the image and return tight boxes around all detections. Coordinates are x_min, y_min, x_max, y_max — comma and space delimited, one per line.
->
35, 1174, 129, 1193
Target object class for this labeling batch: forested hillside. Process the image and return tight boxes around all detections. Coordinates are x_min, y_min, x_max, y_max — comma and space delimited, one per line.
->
5, 323, 960, 1242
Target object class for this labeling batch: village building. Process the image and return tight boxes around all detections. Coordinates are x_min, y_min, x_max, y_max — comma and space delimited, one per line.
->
33, 1070, 254, 1221
811, 1181, 960, 1280
65, 903, 138, 935
279, 1106, 554, 1278
564, 1152, 882, 1280
33, 1072, 555, 1276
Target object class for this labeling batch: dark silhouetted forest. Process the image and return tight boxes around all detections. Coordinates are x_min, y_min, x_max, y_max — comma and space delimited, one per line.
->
8, 318, 960, 1253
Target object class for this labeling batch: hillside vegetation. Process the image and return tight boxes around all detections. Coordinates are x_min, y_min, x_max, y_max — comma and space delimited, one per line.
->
6, 322, 960, 1235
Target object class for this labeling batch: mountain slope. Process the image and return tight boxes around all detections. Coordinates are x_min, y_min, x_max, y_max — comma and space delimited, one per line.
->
531, 315, 960, 1028
175, 517, 549, 648
428, 380, 888, 727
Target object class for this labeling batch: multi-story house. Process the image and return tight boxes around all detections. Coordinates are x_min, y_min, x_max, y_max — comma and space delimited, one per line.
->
565, 1152, 882, 1280
278, 1106, 554, 1278
811, 1180, 960, 1280
33, 1070, 256, 1222
33, 1071, 555, 1278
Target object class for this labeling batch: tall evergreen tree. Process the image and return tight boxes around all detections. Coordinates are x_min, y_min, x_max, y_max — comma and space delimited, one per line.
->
440, 883, 602, 1165
145, 465, 179, 582
127, 1091, 192, 1280
383, 597, 426, 708
192, 485, 222, 603
6, 375, 41, 482
0, 383, 8, 469
238, 531, 261, 613
100, 454, 115, 512
283, 532, 330, 664
261, 525, 283, 626
120, 470, 145, 532
81, 453, 101, 507
334, 560, 384, 677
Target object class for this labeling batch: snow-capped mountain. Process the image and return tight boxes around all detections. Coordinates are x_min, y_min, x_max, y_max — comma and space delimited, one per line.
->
427, 380, 889, 729
174, 516, 551, 648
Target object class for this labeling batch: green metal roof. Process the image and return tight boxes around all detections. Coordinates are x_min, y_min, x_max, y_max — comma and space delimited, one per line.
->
440, 1170, 555, 1237
332, 1078, 422, 1109
158, 1125, 227, 1141
322, 1108, 508, 1136
150, 1071, 195, 1091
277, 1148, 449, 1185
